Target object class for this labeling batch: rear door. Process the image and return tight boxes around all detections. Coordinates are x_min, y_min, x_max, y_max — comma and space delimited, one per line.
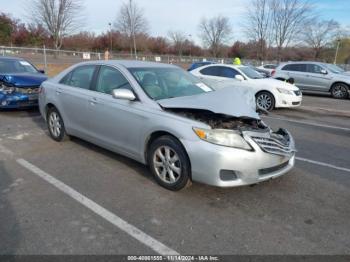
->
87, 65, 146, 159
281, 64, 308, 90
305, 64, 333, 91
57, 65, 98, 137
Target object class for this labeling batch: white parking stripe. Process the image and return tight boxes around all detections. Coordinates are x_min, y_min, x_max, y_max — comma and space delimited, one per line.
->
16, 158, 179, 256
265, 116, 350, 132
296, 157, 350, 173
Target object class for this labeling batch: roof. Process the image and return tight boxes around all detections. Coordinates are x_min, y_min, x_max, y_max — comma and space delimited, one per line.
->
0, 56, 27, 61
78, 60, 178, 69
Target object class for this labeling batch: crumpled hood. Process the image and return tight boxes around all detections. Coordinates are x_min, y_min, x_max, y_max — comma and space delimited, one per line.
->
0, 73, 48, 88
158, 86, 260, 119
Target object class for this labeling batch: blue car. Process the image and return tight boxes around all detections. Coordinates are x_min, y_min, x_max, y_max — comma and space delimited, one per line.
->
0, 57, 48, 109
187, 61, 215, 71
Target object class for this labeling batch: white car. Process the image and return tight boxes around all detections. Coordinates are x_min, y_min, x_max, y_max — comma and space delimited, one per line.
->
257, 64, 277, 75
190, 64, 302, 111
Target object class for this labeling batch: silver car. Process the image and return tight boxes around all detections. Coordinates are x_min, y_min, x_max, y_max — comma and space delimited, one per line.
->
39, 61, 296, 190
273, 61, 350, 99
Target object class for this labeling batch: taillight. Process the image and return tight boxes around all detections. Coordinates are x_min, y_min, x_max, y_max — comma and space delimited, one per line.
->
271, 70, 276, 76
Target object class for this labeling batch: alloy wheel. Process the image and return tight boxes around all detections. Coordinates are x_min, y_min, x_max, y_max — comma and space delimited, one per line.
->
153, 146, 182, 184
332, 85, 348, 98
49, 111, 62, 138
257, 93, 273, 111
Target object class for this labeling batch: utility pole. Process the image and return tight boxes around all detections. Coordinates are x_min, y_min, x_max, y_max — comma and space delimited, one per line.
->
334, 39, 341, 64
108, 22, 113, 55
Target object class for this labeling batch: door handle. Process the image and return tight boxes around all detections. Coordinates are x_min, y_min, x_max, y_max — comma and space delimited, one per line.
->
56, 88, 63, 95
89, 97, 98, 105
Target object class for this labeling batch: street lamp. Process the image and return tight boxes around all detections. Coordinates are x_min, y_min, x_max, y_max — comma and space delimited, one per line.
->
108, 22, 113, 54
334, 39, 341, 64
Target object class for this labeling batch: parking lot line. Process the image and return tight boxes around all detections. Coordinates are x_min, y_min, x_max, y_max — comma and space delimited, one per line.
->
16, 158, 180, 256
296, 157, 350, 173
265, 116, 350, 132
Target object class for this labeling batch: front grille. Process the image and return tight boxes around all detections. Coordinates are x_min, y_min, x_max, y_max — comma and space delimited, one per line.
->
251, 134, 294, 156
294, 90, 301, 96
292, 102, 300, 105
259, 161, 289, 176
15, 87, 40, 94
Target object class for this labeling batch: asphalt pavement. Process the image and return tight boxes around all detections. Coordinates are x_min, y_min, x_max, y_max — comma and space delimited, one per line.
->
0, 95, 349, 256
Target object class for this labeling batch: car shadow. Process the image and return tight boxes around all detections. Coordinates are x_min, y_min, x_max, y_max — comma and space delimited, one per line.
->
0, 161, 21, 254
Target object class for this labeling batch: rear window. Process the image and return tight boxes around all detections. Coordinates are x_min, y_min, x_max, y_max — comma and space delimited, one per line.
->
200, 66, 220, 76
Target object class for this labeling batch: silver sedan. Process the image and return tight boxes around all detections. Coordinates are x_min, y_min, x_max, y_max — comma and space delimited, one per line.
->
39, 61, 296, 191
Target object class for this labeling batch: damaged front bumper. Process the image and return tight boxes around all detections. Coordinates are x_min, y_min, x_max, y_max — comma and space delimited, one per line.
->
0, 90, 39, 109
182, 129, 296, 187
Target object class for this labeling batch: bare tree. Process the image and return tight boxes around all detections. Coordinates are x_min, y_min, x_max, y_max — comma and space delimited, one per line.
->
28, 0, 84, 51
243, 0, 272, 62
168, 31, 187, 56
270, 0, 313, 60
114, 0, 148, 58
302, 19, 340, 59
198, 16, 232, 57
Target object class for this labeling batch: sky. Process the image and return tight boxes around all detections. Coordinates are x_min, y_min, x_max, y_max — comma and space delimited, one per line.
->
1, 0, 350, 45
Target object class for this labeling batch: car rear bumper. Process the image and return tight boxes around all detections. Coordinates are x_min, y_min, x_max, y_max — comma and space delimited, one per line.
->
182, 130, 295, 187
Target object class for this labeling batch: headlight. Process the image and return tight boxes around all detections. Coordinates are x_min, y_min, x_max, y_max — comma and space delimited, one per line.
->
193, 128, 252, 150
277, 88, 293, 95
0, 83, 15, 94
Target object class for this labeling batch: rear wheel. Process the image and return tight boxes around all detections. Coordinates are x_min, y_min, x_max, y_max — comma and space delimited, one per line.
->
148, 135, 191, 191
331, 83, 349, 99
47, 107, 68, 142
256, 91, 275, 111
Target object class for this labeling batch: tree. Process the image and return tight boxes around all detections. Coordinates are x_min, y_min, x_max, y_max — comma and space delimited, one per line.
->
302, 19, 340, 59
198, 15, 232, 57
168, 31, 187, 56
243, 0, 271, 62
27, 0, 84, 51
270, 0, 313, 60
0, 13, 15, 45
114, 0, 148, 58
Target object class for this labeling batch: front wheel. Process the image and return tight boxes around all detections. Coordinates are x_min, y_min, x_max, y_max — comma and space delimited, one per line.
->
331, 83, 349, 99
148, 136, 191, 191
47, 107, 68, 142
256, 91, 275, 111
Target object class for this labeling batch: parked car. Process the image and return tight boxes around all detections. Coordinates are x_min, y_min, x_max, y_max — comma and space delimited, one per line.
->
190, 64, 302, 111
250, 66, 270, 78
257, 64, 277, 75
273, 61, 350, 99
187, 61, 215, 71
0, 56, 47, 109
39, 61, 296, 190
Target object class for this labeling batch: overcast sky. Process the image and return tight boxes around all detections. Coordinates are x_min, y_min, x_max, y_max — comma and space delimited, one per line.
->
2, 0, 350, 45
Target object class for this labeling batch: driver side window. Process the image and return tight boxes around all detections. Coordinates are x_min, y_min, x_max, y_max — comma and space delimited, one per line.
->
96, 66, 132, 95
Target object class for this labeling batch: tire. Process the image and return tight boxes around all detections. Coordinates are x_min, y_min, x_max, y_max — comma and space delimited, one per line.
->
256, 91, 275, 111
331, 83, 349, 99
47, 107, 69, 142
148, 135, 192, 191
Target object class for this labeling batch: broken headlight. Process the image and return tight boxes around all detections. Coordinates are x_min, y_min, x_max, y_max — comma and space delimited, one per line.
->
0, 83, 15, 94
193, 128, 252, 150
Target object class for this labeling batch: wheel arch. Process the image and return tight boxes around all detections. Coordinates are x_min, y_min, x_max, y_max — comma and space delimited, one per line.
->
144, 130, 192, 177
329, 81, 350, 92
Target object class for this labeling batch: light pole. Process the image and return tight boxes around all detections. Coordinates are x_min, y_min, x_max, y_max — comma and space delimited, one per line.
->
188, 34, 192, 61
108, 22, 113, 54
334, 39, 341, 64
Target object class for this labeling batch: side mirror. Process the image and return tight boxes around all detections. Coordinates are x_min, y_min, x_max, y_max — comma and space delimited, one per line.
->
38, 69, 45, 74
235, 75, 245, 81
320, 69, 328, 74
112, 89, 136, 101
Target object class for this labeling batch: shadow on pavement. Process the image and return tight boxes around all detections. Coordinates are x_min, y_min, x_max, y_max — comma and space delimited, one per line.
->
0, 161, 21, 254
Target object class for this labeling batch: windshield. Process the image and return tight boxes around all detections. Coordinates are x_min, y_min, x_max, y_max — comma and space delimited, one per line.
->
324, 64, 345, 74
0, 59, 38, 74
238, 66, 264, 79
128, 67, 213, 100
